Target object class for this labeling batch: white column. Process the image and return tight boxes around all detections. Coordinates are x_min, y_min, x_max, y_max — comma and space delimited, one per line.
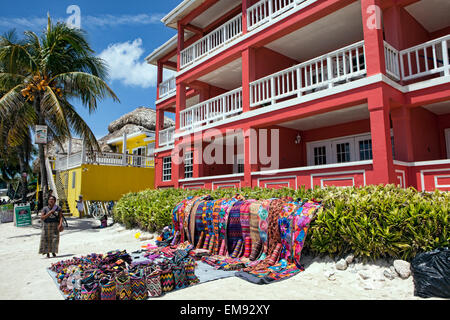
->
122, 132, 127, 166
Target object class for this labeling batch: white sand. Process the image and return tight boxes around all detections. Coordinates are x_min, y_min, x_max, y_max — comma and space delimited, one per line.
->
0, 216, 440, 300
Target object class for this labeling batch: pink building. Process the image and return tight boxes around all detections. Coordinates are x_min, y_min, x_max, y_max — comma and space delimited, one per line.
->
146, 0, 450, 192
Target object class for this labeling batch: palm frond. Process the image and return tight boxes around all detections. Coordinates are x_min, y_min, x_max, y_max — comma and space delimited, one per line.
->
0, 84, 27, 117
53, 71, 119, 113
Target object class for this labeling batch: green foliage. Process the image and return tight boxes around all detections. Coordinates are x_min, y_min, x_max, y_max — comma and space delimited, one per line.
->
113, 185, 449, 261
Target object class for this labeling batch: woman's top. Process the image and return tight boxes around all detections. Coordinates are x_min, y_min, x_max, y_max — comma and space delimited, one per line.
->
76, 200, 84, 211
42, 205, 62, 223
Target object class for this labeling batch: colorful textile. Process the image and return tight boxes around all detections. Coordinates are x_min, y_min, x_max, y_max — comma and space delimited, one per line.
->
249, 201, 262, 257
196, 231, 205, 249
184, 258, 199, 285
201, 255, 246, 271
267, 242, 282, 265
183, 196, 201, 244
131, 270, 148, 300
257, 200, 271, 247
249, 239, 262, 261
189, 199, 203, 245
160, 268, 174, 293
243, 237, 252, 258
227, 201, 244, 254
100, 277, 116, 300
145, 269, 162, 297
194, 201, 206, 246
202, 200, 215, 237
239, 200, 255, 241
218, 239, 226, 256
39, 221, 60, 254
267, 199, 285, 257
173, 263, 187, 290
230, 239, 243, 258
116, 272, 131, 300
218, 198, 239, 254
202, 234, 211, 250
211, 199, 224, 254
236, 260, 302, 285
208, 234, 215, 253
80, 282, 99, 300
278, 201, 300, 262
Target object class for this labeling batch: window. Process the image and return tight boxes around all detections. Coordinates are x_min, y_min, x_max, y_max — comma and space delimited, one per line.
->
308, 133, 389, 166
336, 142, 351, 163
358, 139, 373, 161
314, 146, 327, 165
234, 155, 244, 174
184, 152, 193, 179
162, 157, 172, 181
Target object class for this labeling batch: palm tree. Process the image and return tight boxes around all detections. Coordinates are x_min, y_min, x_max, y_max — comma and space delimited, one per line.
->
0, 16, 119, 204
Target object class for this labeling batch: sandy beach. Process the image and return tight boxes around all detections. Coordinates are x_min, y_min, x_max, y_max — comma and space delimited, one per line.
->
0, 215, 440, 300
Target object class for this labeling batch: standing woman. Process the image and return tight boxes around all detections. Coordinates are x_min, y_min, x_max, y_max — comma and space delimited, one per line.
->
39, 195, 63, 258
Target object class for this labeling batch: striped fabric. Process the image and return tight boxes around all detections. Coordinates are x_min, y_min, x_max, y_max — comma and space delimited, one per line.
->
184, 258, 199, 285
194, 201, 206, 246
183, 196, 201, 244
239, 200, 255, 241
202, 234, 211, 250
243, 237, 252, 258
196, 231, 205, 249
160, 268, 174, 293
116, 272, 131, 300
208, 234, 215, 253
131, 270, 148, 300
100, 277, 116, 300
267, 242, 283, 265
227, 201, 244, 255
249, 239, 262, 261
218, 239, 226, 256
212, 199, 224, 254
218, 198, 239, 255
173, 263, 187, 290
249, 201, 262, 257
231, 239, 243, 258
145, 269, 162, 297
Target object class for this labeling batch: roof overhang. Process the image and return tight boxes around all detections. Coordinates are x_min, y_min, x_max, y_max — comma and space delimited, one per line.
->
161, 0, 204, 29
106, 130, 155, 145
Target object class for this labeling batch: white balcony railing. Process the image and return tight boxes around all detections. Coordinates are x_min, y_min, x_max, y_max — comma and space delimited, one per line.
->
384, 41, 401, 81
400, 34, 450, 81
180, 87, 243, 131
247, 0, 307, 31
250, 41, 366, 107
54, 151, 154, 171
159, 127, 175, 147
180, 14, 243, 69
159, 76, 176, 99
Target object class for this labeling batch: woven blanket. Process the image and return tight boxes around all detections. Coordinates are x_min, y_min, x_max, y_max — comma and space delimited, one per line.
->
257, 199, 271, 248
218, 198, 239, 254
267, 198, 285, 257
212, 199, 225, 254
239, 200, 255, 241
183, 196, 201, 244
202, 200, 215, 237
278, 201, 300, 262
189, 199, 203, 245
201, 255, 246, 271
227, 201, 244, 255
194, 201, 206, 246
235, 259, 302, 285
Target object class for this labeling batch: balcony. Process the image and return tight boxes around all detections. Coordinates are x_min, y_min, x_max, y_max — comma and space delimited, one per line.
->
384, 34, 450, 83
54, 151, 155, 171
159, 127, 175, 147
179, 0, 317, 71
158, 76, 176, 100
180, 87, 243, 131
250, 41, 366, 108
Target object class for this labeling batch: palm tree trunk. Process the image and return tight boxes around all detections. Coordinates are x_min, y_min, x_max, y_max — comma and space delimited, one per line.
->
18, 147, 27, 202
34, 95, 49, 206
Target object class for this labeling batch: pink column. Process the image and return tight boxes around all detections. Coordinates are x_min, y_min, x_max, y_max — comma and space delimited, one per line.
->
174, 83, 187, 188
155, 109, 164, 148
242, 47, 256, 113
157, 61, 163, 100
368, 89, 396, 185
177, 23, 185, 72
242, 0, 249, 34
391, 106, 414, 162
361, 0, 386, 76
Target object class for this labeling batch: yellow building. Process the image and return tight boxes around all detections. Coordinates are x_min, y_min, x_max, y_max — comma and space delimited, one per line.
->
44, 107, 174, 217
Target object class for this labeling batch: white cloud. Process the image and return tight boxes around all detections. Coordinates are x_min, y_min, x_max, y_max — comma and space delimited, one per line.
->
98, 38, 157, 88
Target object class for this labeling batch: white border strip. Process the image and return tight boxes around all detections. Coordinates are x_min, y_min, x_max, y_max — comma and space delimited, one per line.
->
420, 168, 450, 191
257, 175, 297, 189
395, 169, 406, 188
311, 170, 366, 188
434, 175, 450, 189
180, 172, 244, 183
320, 176, 355, 188
212, 180, 242, 190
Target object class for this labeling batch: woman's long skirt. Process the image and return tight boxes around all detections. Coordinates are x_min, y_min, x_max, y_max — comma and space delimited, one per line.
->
39, 222, 60, 254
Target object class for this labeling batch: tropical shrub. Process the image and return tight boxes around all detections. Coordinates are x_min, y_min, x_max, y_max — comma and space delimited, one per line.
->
113, 185, 449, 261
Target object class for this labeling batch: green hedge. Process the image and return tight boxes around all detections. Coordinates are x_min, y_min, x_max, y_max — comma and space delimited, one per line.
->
113, 185, 449, 261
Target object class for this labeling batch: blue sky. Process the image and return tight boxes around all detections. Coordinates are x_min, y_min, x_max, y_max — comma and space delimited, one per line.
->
0, 0, 180, 138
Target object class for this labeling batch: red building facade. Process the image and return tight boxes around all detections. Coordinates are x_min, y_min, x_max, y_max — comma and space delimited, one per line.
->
146, 0, 450, 192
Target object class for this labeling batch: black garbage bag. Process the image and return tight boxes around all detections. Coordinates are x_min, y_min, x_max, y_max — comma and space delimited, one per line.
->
411, 247, 450, 298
